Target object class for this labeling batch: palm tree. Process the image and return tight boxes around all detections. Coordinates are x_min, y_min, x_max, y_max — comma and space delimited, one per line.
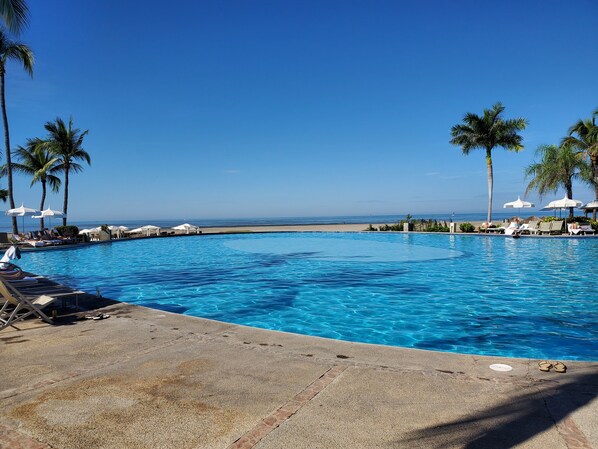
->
525, 143, 591, 218
0, 0, 29, 35
4, 138, 61, 230
563, 108, 598, 202
0, 28, 33, 233
43, 117, 90, 226
450, 102, 527, 224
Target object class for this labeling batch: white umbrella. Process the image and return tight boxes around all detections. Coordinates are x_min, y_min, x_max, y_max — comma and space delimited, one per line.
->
31, 207, 65, 228
503, 196, 534, 219
6, 204, 40, 233
581, 199, 598, 220
541, 196, 583, 218
108, 225, 129, 238
173, 223, 199, 234
107, 225, 128, 231
503, 196, 534, 209
130, 225, 160, 237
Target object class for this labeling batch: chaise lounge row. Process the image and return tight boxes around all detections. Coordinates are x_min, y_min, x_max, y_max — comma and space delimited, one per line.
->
484, 220, 595, 236
0, 265, 84, 331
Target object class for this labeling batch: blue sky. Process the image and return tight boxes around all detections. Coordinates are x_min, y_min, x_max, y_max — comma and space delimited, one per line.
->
3, 0, 598, 221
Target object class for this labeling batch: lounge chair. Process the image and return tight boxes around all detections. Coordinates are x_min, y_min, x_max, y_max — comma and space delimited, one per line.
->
550, 220, 564, 235
0, 280, 59, 331
0, 232, 11, 248
538, 221, 552, 235
519, 220, 540, 235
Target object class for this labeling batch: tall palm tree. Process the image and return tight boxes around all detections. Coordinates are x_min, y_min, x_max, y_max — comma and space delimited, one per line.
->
43, 117, 90, 226
4, 138, 61, 230
563, 108, 598, 202
525, 143, 591, 218
0, 0, 29, 35
0, 27, 33, 233
450, 102, 527, 224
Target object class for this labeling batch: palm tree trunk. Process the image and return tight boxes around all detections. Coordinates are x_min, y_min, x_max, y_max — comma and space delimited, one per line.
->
0, 67, 18, 234
62, 167, 69, 226
566, 182, 574, 219
40, 180, 46, 231
591, 156, 598, 221
591, 155, 598, 200
486, 148, 493, 224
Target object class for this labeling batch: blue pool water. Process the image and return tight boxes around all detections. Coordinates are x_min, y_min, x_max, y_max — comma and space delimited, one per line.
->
20, 232, 598, 361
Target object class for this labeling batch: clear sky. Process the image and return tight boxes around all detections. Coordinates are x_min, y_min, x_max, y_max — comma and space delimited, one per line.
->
3, 0, 598, 221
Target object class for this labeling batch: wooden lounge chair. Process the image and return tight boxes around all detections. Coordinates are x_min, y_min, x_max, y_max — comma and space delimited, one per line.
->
0, 280, 58, 331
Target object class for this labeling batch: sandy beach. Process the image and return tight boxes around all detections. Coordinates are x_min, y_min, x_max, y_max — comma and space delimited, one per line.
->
197, 223, 382, 234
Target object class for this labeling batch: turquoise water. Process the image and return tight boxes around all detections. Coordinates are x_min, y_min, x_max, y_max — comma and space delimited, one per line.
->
20, 232, 598, 361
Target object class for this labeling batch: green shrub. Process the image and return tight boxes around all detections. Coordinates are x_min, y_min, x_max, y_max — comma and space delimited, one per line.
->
566, 216, 592, 223
365, 224, 378, 231
426, 224, 450, 232
541, 216, 559, 222
459, 222, 475, 233
55, 225, 79, 237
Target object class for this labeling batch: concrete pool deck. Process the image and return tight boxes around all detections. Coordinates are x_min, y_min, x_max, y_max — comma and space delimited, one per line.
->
1, 295, 597, 449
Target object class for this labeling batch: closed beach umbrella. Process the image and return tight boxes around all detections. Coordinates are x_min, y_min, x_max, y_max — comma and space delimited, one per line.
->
503, 196, 534, 218
6, 204, 40, 233
173, 223, 199, 234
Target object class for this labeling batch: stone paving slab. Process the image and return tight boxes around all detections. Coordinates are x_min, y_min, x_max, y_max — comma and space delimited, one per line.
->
255, 367, 576, 449
1, 329, 330, 448
1, 300, 597, 449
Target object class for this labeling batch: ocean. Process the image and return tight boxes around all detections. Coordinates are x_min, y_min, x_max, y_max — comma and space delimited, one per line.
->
0, 211, 560, 233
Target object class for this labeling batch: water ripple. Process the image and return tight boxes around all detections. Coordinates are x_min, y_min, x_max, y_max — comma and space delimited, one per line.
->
20, 232, 598, 360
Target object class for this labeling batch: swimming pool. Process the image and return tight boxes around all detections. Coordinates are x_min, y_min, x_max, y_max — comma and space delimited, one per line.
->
21, 232, 598, 361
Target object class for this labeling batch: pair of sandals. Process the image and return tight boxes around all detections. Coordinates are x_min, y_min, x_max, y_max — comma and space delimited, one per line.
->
538, 361, 566, 373
84, 312, 111, 321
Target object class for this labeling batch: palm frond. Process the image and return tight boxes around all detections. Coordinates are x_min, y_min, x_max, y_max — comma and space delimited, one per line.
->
525, 143, 590, 199
0, 0, 29, 35
0, 29, 34, 77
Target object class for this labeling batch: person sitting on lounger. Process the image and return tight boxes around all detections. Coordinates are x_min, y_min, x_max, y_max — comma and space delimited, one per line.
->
504, 219, 521, 236
0, 246, 21, 270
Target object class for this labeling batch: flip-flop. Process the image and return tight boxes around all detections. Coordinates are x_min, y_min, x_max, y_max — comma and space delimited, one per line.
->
553, 362, 567, 373
538, 361, 552, 372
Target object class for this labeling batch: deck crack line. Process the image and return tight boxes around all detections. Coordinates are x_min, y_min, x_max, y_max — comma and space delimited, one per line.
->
227, 364, 347, 449
542, 392, 593, 449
